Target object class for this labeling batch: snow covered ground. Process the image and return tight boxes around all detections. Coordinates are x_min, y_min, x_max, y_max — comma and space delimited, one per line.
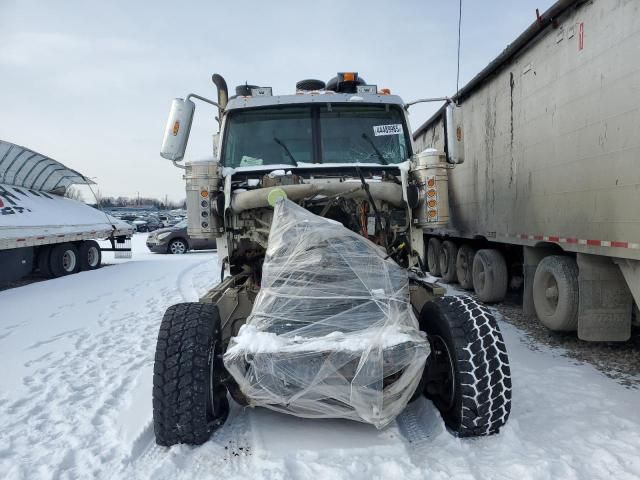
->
1, 233, 639, 480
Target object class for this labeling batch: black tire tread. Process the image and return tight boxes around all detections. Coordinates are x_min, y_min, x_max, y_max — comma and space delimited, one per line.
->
456, 244, 476, 290
49, 243, 79, 278
78, 240, 102, 271
472, 249, 508, 303
37, 245, 53, 278
421, 296, 512, 437
532, 255, 579, 331
153, 302, 227, 446
439, 240, 458, 283
427, 238, 442, 276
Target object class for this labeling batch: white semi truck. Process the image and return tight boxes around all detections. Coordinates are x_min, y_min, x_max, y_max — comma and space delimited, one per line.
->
150, 72, 513, 446
413, 0, 640, 341
0, 140, 133, 283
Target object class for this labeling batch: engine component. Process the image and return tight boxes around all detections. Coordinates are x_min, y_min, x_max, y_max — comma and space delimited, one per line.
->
223, 199, 429, 428
231, 182, 404, 212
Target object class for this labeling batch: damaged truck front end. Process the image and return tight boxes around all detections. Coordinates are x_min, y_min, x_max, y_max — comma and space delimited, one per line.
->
152, 73, 512, 447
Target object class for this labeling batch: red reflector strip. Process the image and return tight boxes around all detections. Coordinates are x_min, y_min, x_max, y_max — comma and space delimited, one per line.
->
505, 234, 636, 249
16, 238, 26, 242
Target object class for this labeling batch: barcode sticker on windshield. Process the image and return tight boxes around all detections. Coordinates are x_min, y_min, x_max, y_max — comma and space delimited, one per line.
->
373, 124, 403, 136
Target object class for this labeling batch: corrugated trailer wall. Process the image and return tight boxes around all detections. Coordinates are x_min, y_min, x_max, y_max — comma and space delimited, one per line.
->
414, 0, 640, 261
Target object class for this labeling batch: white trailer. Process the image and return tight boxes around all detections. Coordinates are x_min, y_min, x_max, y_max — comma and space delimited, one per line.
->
0, 140, 134, 283
412, 0, 640, 341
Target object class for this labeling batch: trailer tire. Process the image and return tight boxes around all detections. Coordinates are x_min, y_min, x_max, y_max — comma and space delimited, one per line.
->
79, 240, 102, 271
49, 243, 80, 277
418, 296, 511, 437
533, 256, 579, 331
472, 249, 508, 303
153, 303, 229, 446
427, 238, 442, 276
439, 241, 458, 283
456, 244, 476, 290
37, 246, 53, 278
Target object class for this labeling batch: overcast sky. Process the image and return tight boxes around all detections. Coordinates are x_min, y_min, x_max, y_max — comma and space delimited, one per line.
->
0, 0, 554, 202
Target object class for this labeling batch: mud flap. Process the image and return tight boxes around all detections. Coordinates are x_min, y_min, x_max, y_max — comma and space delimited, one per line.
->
577, 253, 632, 341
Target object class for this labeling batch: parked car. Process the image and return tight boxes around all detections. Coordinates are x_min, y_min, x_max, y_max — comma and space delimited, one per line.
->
146, 220, 216, 254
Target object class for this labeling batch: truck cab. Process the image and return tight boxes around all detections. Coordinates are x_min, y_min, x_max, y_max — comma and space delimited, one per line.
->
152, 72, 511, 448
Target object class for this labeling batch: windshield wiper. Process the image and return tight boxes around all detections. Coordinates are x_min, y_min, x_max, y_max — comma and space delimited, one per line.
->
360, 133, 388, 165
273, 137, 298, 166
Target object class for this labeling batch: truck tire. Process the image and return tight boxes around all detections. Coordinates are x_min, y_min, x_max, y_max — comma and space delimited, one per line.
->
427, 238, 442, 276
418, 296, 511, 437
168, 238, 188, 255
472, 249, 508, 303
439, 240, 458, 283
37, 246, 53, 277
49, 243, 80, 277
78, 240, 102, 271
456, 244, 476, 290
532, 256, 579, 331
153, 303, 229, 446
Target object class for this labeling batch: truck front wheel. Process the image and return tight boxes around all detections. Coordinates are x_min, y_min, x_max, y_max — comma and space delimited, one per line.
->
427, 238, 442, 276
153, 303, 229, 446
418, 296, 512, 437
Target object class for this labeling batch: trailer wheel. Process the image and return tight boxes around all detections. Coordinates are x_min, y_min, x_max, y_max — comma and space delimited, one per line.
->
427, 238, 442, 276
153, 303, 229, 446
439, 241, 458, 283
456, 244, 476, 290
79, 240, 102, 271
533, 256, 579, 331
418, 296, 511, 437
49, 243, 80, 277
472, 249, 508, 303
37, 246, 53, 277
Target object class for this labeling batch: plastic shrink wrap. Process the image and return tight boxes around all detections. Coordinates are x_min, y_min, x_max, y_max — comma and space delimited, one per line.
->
223, 199, 429, 428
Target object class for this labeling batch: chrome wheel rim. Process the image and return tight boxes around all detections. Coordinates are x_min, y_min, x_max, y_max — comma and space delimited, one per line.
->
170, 241, 186, 254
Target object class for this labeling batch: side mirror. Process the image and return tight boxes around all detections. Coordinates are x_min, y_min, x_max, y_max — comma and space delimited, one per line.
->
445, 103, 464, 164
160, 98, 195, 161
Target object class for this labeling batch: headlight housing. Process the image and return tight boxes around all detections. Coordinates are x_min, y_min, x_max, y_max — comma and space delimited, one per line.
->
157, 232, 172, 241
